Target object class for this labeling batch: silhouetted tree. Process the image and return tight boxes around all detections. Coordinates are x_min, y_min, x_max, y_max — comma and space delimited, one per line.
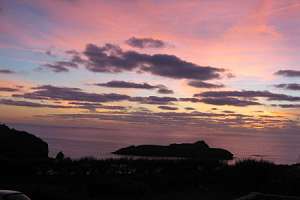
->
55, 151, 65, 161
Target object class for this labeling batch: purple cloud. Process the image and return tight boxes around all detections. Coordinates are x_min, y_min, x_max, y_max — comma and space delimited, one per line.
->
0, 99, 73, 109
188, 80, 224, 88
44, 43, 225, 81
0, 87, 19, 92
275, 70, 300, 77
195, 90, 300, 102
43, 61, 78, 73
126, 37, 167, 49
0, 69, 15, 74
200, 97, 261, 107
95, 80, 158, 89
158, 105, 179, 110
157, 88, 174, 94
275, 83, 300, 91
13, 85, 131, 102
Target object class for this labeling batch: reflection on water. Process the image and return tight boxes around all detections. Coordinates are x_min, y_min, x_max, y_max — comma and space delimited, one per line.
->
10, 123, 300, 164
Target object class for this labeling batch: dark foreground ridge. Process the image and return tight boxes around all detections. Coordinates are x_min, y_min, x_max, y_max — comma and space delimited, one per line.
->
113, 140, 234, 160
0, 124, 48, 159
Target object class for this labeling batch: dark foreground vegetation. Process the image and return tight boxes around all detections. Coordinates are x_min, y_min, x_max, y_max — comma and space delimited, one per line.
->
1, 157, 300, 200
1, 124, 300, 199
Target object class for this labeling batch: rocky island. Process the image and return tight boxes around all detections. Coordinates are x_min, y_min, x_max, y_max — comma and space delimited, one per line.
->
113, 140, 233, 160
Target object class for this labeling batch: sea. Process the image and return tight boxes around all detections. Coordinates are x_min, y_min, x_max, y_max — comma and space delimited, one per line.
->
9, 123, 300, 165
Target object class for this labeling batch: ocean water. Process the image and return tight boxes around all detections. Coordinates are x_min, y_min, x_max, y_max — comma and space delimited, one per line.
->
10, 123, 300, 164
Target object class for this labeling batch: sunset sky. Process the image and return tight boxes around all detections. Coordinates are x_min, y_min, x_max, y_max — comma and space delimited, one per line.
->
1, 0, 300, 145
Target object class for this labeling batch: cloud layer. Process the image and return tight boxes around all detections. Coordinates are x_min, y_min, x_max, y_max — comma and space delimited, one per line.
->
12, 85, 177, 106
0, 87, 19, 92
200, 97, 261, 106
95, 81, 159, 89
44, 43, 225, 81
195, 90, 300, 102
43, 61, 78, 73
188, 80, 224, 88
275, 70, 300, 77
275, 83, 300, 91
13, 85, 131, 103
0, 69, 15, 74
126, 37, 167, 49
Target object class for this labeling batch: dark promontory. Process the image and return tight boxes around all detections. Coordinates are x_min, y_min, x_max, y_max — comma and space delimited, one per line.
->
113, 141, 233, 160
0, 124, 49, 159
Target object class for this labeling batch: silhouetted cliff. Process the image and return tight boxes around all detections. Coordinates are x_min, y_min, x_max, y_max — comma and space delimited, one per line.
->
113, 140, 233, 160
0, 124, 48, 159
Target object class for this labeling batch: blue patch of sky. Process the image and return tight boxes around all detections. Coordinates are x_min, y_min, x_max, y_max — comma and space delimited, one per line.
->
0, 48, 55, 71
2, 0, 55, 45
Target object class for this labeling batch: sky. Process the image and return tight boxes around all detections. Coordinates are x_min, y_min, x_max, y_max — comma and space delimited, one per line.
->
1, 0, 300, 146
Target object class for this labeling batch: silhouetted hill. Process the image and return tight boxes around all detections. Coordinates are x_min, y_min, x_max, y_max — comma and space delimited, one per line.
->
113, 140, 233, 160
0, 124, 48, 159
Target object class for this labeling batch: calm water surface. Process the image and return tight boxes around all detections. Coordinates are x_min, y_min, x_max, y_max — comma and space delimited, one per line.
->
10, 123, 300, 164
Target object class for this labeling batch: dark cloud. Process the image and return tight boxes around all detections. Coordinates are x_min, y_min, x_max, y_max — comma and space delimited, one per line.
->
275, 83, 300, 91
65, 50, 79, 55
46, 50, 52, 56
13, 85, 178, 105
43, 110, 229, 121
188, 80, 224, 88
15, 85, 275, 109
13, 85, 131, 102
95, 80, 174, 94
138, 55, 223, 80
126, 37, 166, 49
254, 110, 264, 113
222, 110, 235, 114
0, 87, 19, 92
195, 90, 300, 102
275, 70, 300, 77
272, 104, 300, 108
69, 102, 127, 111
84, 43, 224, 80
130, 96, 177, 105
157, 88, 174, 94
95, 80, 158, 89
179, 98, 202, 103
0, 99, 73, 109
226, 73, 235, 79
45, 43, 224, 80
43, 61, 78, 73
158, 105, 178, 110
0, 69, 15, 74
200, 97, 261, 107
184, 107, 195, 111
45, 50, 55, 57
0, 97, 127, 111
